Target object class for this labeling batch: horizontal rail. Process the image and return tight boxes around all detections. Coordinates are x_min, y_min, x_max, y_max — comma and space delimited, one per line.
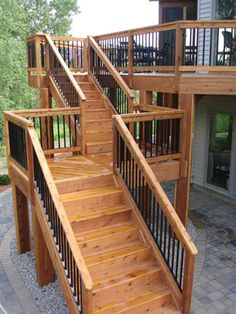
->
94, 20, 236, 39
13, 107, 81, 117
120, 111, 184, 122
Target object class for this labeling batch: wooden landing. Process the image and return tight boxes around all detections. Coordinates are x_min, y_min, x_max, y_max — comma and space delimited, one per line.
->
47, 153, 113, 181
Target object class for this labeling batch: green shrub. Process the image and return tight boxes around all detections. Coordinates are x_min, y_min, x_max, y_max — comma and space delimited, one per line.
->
0, 174, 10, 185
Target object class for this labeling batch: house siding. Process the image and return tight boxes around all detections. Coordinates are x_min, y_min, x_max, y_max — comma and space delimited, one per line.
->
192, 95, 236, 187
198, 0, 214, 20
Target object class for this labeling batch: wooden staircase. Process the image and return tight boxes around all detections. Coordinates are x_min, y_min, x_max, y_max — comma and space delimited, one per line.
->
75, 75, 113, 155
56, 171, 180, 313
6, 34, 197, 314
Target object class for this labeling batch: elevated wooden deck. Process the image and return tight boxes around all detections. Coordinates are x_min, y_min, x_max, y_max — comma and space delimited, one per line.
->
8, 23, 228, 313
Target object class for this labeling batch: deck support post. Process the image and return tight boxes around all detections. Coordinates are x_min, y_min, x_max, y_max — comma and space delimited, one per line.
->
12, 184, 30, 254
140, 90, 152, 106
40, 87, 52, 109
175, 93, 195, 226
39, 88, 53, 151
32, 205, 55, 286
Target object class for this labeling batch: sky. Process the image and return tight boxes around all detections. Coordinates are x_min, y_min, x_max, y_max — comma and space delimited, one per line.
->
70, 0, 159, 37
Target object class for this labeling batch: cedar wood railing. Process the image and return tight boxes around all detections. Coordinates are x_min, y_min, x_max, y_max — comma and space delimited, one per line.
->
113, 114, 197, 314
5, 109, 93, 314
95, 20, 236, 74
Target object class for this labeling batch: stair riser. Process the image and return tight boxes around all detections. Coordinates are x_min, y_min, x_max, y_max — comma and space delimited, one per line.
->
85, 102, 105, 109
84, 92, 101, 100
93, 271, 162, 308
86, 132, 113, 142
56, 174, 114, 194
120, 293, 172, 314
74, 76, 89, 83
86, 143, 112, 154
63, 191, 123, 214
80, 84, 96, 91
89, 248, 152, 279
85, 111, 111, 120
79, 230, 140, 256
86, 121, 113, 131
72, 210, 131, 234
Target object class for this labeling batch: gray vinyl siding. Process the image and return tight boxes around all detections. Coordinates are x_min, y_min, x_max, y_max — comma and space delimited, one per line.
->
192, 95, 236, 187
198, 0, 215, 20
197, 0, 216, 65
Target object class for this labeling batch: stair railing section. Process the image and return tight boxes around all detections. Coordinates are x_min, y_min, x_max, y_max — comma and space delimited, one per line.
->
88, 36, 135, 114
5, 111, 93, 313
45, 35, 86, 108
5, 112, 33, 172
14, 108, 81, 156
27, 34, 86, 88
122, 110, 183, 160
113, 115, 197, 314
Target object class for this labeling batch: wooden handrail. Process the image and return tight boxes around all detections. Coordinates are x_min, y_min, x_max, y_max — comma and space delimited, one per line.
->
179, 19, 236, 29
45, 35, 86, 102
94, 21, 178, 40
27, 126, 93, 290
4, 112, 34, 129
120, 110, 184, 122
113, 115, 197, 256
88, 36, 134, 101
94, 20, 236, 40
13, 107, 81, 117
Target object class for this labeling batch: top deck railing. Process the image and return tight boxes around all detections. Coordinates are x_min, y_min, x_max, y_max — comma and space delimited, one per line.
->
94, 20, 236, 75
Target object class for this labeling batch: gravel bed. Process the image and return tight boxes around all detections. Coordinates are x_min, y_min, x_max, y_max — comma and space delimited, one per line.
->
10, 236, 69, 314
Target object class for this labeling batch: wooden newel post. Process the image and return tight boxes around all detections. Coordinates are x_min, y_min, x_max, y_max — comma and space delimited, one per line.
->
35, 35, 42, 87
175, 22, 183, 77
84, 37, 89, 73
26, 128, 35, 205
182, 254, 195, 314
113, 119, 118, 174
82, 280, 93, 314
87, 38, 91, 75
45, 36, 51, 83
80, 100, 87, 155
128, 32, 134, 87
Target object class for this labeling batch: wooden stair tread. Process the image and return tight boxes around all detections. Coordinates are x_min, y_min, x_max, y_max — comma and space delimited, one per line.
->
68, 205, 130, 223
60, 186, 121, 202
75, 223, 138, 242
93, 262, 160, 291
85, 243, 147, 266
93, 284, 172, 313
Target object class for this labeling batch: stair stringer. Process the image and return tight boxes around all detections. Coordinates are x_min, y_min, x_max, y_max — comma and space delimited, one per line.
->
113, 172, 183, 312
